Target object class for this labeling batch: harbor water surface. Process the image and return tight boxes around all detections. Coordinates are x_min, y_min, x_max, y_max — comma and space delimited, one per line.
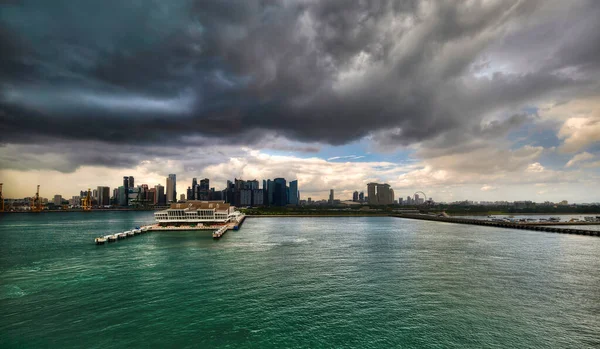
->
1, 212, 600, 348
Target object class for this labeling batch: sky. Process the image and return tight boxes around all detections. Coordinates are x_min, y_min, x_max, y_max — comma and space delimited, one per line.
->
1, 0, 599, 202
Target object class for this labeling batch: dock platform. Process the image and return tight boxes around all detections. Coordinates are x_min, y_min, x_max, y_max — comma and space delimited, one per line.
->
394, 214, 600, 237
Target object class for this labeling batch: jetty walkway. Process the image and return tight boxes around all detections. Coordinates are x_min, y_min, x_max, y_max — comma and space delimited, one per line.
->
393, 214, 600, 237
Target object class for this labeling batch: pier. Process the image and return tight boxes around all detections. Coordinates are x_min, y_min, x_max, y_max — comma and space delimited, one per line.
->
94, 214, 247, 244
394, 214, 600, 237
94, 226, 150, 244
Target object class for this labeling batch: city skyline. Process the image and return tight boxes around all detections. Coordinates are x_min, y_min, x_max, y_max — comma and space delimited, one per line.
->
1, 1, 599, 202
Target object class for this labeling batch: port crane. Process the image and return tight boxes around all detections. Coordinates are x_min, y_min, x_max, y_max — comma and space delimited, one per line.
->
0, 183, 4, 212
81, 188, 92, 211
31, 185, 42, 212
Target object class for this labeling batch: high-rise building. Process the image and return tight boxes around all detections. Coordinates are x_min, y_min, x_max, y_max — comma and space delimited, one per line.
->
97, 186, 110, 206
53, 195, 62, 206
166, 174, 177, 203
240, 189, 252, 206
147, 188, 156, 205
289, 180, 299, 205
191, 178, 198, 199
155, 184, 165, 206
367, 183, 394, 205
252, 189, 264, 206
180, 194, 185, 202
123, 177, 129, 206
367, 183, 377, 205
329, 189, 334, 204
187, 186, 193, 200
273, 178, 287, 206
353, 191, 359, 202
359, 191, 364, 202
92, 189, 98, 202
70, 196, 81, 206
128, 176, 135, 188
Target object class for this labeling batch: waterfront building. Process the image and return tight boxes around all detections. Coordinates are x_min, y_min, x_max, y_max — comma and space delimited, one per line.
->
252, 189, 264, 206
367, 183, 394, 205
367, 183, 377, 204
329, 189, 334, 204
154, 201, 240, 224
147, 188, 156, 205
240, 189, 252, 206
359, 191, 364, 202
155, 184, 165, 206
128, 176, 135, 188
166, 175, 176, 203
70, 196, 81, 206
197, 178, 209, 200
97, 186, 110, 206
289, 180, 299, 205
122, 177, 129, 206
53, 195, 62, 206
92, 189, 98, 202
353, 191, 359, 202
273, 178, 287, 206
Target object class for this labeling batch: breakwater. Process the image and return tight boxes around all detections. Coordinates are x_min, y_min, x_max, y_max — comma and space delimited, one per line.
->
394, 214, 600, 237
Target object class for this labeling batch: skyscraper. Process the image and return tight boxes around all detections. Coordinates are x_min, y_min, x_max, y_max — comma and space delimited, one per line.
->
359, 191, 364, 202
367, 183, 377, 205
191, 178, 198, 200
166, 174, 177, 203
155, 184, 165, 206
367, 183, 394, 205
329, 189, 334, 204
128, 176, 134, 188
353, 191, 359, 202
273, 178, 287, 206
123, 177, 129, 206
289, 180, 299, 205
97, 186, 110, 206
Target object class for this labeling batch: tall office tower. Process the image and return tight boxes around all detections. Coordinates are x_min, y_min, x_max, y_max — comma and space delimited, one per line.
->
53, 195, 62, 206
353, 191, 359, 202
288, 180, 299, 205
186, 186, 193, 200
367, 183, 377, 204
262, 180, 268, 205
245, 180, 259, 190
359, 191, 364, 202
273, 178, 287, 206
128, 176, 135, 188
200, 178, 209, 190
252, 189, 264, 206
167, 174, 176, 203
155, 184, 165, 205
191, 178, 198, 199
376, 184, 392, 205
329, 189, 334, 204
147, 188, 156, 205
122, 177, 129, 206
97, 186, 110, 206
93, 189, 98, 202
197, 178, 210, 200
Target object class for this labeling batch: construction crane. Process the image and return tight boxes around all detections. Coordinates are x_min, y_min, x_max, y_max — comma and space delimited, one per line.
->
0, 183, 4, 212
81, 188, 92, 211
31, 185, 42, 212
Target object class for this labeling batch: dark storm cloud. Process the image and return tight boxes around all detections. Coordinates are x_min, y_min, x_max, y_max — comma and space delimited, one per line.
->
1, 0, 600, 168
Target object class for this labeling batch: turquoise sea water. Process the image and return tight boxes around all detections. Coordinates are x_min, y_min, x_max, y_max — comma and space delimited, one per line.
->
1, 212, 600, 348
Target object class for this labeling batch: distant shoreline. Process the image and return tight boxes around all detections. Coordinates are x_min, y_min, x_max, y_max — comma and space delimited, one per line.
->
247, 214, 391, 217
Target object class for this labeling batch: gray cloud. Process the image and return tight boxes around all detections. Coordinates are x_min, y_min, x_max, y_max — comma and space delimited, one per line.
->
1, 0, 600, 171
